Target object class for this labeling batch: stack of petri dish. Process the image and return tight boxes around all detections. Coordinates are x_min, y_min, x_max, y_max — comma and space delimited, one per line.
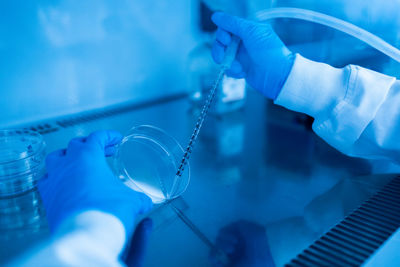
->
0, 130, 46, 196
113, 125, 190, 204
0, 130, 48, 262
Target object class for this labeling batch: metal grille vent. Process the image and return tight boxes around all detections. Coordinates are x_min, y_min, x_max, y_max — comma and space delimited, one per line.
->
286, 176, 400, 267
56, 93, 186, 128
23, 123, 59, 135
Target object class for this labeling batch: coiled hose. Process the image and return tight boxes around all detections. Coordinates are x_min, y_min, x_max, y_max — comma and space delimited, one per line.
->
255, 7, 400, 63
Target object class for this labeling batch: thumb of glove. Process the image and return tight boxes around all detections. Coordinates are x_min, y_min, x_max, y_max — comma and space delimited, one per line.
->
124, 218, 153, 267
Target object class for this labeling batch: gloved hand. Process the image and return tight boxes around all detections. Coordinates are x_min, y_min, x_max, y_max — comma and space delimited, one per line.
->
123, 218, 153, 267
209, 220, 275, 267
38, 130, 153, 237
211, 12, 295, 100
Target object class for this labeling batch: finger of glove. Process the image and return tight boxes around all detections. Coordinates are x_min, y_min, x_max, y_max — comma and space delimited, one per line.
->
128, 190, 153, 215
45, 149, 66, 169
105, 183, 153, 215
212, 40, 226, 64
225, 60, 245, 78
125, 218, 153, 267
37, 173, 51, 199
67, 136, 87, 151
236, 43, 250, 70
86, 130, 123, 155
104, 144, 118, 157
40, 149, 67, 203
212, 12, 249, 38
216, 28, 231, 46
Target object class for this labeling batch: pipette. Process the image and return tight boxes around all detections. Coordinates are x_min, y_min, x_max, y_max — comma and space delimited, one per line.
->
169, 36, 241, 197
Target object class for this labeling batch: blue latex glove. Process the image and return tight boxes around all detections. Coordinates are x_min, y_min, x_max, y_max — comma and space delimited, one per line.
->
124, 218, 153, 267
211, 12, 295, 100
38, 130, 153, 237
209, 220, 275, 267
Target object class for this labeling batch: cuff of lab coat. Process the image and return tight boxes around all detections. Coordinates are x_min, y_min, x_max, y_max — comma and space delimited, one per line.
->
55, 210, 126, 260
275, 54, 395, 153
275, 54, 349, 118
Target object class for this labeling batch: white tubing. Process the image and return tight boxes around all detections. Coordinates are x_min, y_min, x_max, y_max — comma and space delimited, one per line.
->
255, 7, 400, 63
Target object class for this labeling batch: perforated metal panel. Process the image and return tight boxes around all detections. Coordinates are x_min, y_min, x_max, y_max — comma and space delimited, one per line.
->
15, 94, 187, 135
286, 176, 400, 267
56, 94, 186, 128
22, 123, 59, 135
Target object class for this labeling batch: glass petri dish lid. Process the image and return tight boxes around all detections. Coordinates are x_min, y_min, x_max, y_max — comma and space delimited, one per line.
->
113, 125, 190, 204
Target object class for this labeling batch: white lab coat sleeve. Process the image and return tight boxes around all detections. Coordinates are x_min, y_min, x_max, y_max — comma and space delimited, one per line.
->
11, 211, 127, 267
275, 54, 400, 162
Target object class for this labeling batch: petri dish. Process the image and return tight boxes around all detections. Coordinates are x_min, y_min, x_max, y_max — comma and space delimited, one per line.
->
0, 130, 46, 197
112, 125, 190, 203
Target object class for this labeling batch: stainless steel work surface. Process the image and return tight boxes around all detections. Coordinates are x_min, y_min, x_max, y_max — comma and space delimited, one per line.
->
2, 90, 394, 266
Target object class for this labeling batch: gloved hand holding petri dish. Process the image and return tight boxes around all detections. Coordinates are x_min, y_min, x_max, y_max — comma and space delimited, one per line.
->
112, 125, 190, 204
